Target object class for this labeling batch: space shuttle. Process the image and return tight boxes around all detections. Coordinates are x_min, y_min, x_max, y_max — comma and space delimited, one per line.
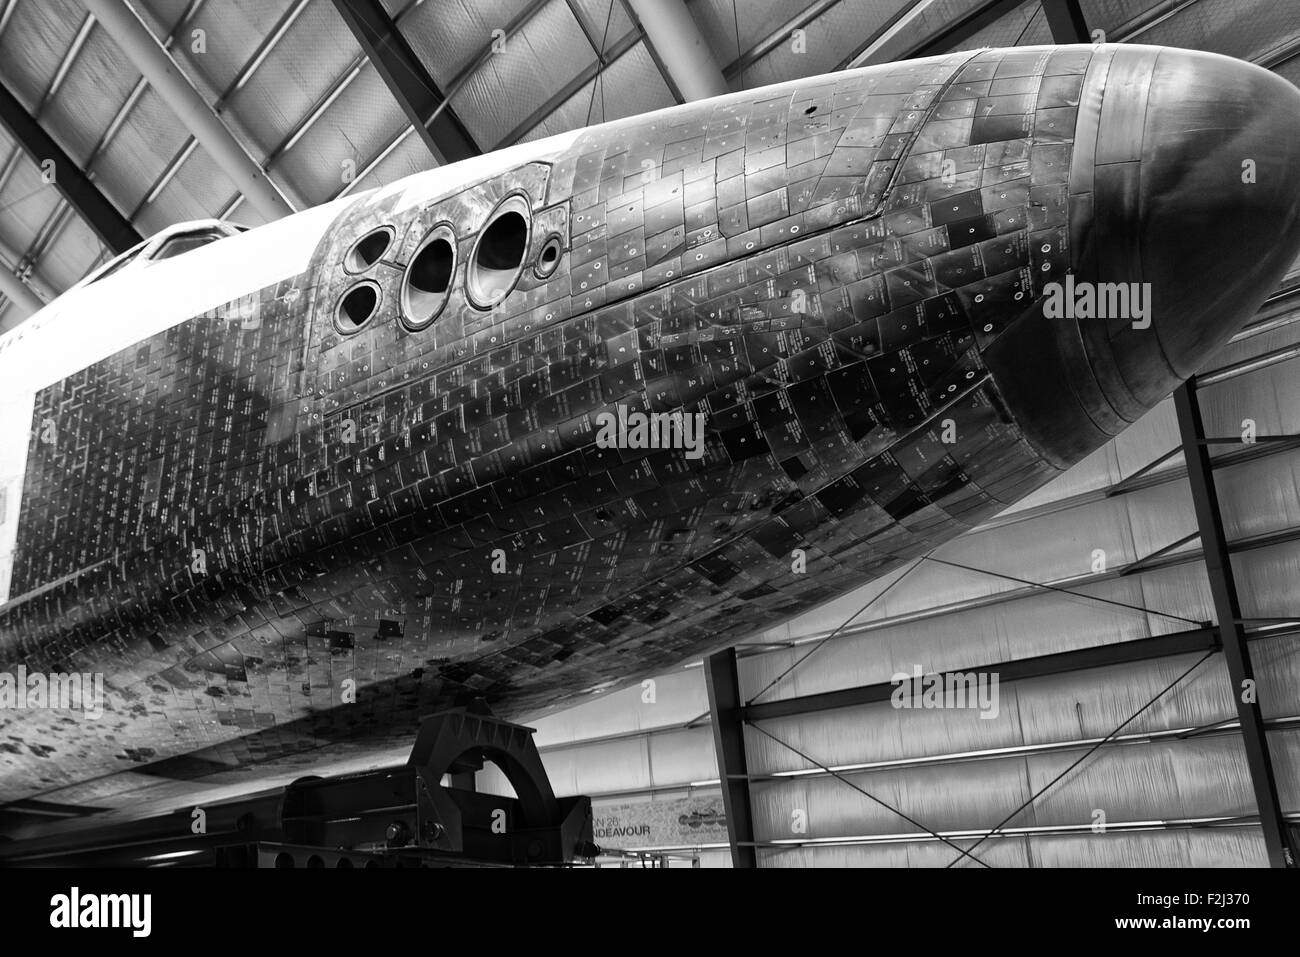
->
2, 42, 1300, 858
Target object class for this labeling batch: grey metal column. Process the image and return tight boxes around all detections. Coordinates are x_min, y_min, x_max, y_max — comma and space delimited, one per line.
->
624, 0, 727, 101
0, 80, 142, 254
704, 647, 757, 867
1174, 383, 1296, 868
84, 0, 294, 222
330, 0, 480, 165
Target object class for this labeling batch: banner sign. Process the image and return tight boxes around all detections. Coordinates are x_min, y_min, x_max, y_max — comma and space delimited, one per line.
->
592, 793, 728, 849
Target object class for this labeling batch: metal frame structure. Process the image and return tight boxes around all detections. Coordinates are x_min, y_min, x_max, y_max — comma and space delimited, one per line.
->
0, 79, 141, 256
0, 0, 211, 296
330, 0, 481, 165
704, 648, 758, 867
1174, 383, 1296, 867
0, 705, 596, 868
83, 0, 294, 223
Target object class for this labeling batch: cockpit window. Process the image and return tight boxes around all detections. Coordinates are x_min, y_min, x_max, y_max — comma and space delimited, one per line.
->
151, 228, 230, 261
82, 223, 240, 287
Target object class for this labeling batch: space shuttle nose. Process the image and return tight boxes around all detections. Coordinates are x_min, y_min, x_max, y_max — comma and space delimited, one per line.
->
1077, 46, 1300, 408
983, 45, 1300, 468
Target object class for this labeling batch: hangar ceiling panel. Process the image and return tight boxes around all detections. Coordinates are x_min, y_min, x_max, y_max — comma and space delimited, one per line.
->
39, 25, 138, 164
345, 124, 433, 197
734, 0, 915, 90
148, 0, 293, 99
951, 0, 1051, 51
0, 158, 61, 252
519, 39, 675, 143
272, 65, 410, 207
570, 0, 637, 51
0, 0, 84, 110
1079, 0, 1170, 32
1133, 0, 1300, 61
220, 1, 364, 165
689, 0, 801, 66
400, 0, 538, 89
138, 138, 239, 233
91, 84, 193, 217
449, 0, 595, 149
40, 214, 101, 290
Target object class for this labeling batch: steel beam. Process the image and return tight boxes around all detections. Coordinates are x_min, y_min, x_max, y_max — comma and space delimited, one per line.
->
1040, 0, 1090, 43
84, 0, 293, 223
1174, 382, 1297, 868
704, 648, 757, 867
741, 627, 1219, 723
330, 0, 480, 165
624, 0, 727, 101
0, 81, 141, 254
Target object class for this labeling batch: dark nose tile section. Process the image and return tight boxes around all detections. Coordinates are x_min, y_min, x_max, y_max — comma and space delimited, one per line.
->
1078, 46, 1300, 408
1137, 47, 1300, 378
986, 45, 1300, 469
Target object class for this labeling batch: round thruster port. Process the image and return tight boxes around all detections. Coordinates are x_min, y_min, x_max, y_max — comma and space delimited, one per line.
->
343, 225, 394, 273
334, 280, 382, 334
467, 193, 531, 309
401, 223, 457, 330
534, 233, 564, 279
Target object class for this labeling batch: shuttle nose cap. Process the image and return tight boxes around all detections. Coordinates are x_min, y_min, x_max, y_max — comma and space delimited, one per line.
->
1079, 46, 1300, 406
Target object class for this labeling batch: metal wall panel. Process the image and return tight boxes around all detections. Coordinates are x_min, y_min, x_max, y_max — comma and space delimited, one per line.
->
759, 828, 1268, 867
401, 0, 536, 88
272, 65, 410, 206
749, 728, 1300, 843
450, 0, 594, 149
0, 0, 84, 110
224, 0, 363, 161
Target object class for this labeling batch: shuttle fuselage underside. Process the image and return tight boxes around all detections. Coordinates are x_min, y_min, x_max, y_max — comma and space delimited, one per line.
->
1, 43, 1299, 807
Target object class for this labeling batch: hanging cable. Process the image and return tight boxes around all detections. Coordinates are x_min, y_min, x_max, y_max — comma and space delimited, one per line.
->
923, 555, 1206, 627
